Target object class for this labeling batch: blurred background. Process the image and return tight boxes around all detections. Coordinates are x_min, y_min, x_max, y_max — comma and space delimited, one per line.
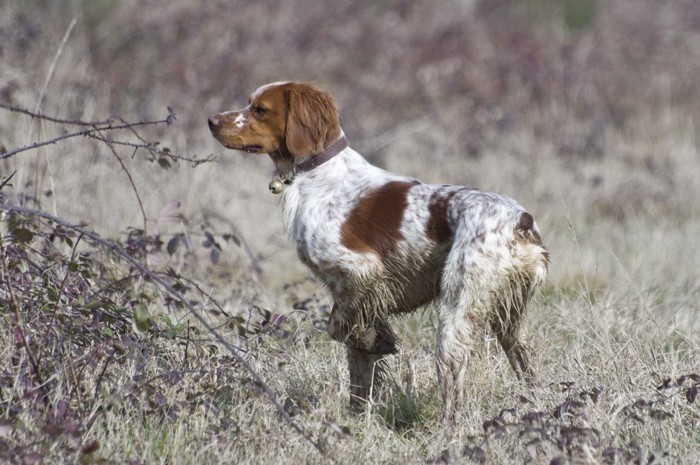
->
1, 0, 700, 303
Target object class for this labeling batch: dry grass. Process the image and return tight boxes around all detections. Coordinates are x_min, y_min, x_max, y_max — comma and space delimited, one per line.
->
1, 0, 699, 463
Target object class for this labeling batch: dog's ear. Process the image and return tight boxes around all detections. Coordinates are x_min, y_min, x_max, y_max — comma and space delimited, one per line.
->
285, 83, 340, 158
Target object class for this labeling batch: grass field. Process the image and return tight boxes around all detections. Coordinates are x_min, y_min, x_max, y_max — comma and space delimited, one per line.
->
1, 1, 699, 463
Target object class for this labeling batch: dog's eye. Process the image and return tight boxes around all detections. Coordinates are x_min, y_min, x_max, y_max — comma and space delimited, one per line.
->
252, 106, 268, 117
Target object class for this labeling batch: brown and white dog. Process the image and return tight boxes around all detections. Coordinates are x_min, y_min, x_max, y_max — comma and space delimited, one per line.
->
208, 81, 549, 426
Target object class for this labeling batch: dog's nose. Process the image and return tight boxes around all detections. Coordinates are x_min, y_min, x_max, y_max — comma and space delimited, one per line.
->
208, 114, 221, 130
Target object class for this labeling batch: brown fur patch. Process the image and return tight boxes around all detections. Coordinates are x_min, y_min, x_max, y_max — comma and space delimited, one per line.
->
283, 83, 341, 157
427, 190, 459, 243
341, 181, 416, 259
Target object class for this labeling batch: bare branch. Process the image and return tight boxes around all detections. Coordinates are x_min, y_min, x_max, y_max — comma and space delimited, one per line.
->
164, 270, 232, 318
0, 119, 168, 160
0, 102, 114, 126
99, 132, 149, 234
88, 133, 216, 166
0, 104, 213, 165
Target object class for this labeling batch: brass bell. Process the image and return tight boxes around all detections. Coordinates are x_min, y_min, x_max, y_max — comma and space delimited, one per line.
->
269, 179, 285, 194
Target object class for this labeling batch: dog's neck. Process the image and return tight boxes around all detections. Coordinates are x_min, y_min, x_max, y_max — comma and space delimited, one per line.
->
268, 134, 348, 180
295, 135, 348, 173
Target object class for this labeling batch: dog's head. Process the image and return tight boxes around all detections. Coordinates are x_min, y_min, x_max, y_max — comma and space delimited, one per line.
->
208, 81, 341, 163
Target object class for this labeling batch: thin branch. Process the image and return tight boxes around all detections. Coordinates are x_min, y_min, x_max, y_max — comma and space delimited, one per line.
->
117, 116, 153, 144
99, 132, 149, 234
83, 349, 115, 433
65, 339, 84, 411
88, 133, 216, 166
0, 104, 213, 165
0, 103, 114, 126
0, 119, 168, 160
164, 270, 232, 318
0, 204, 331, 460
47, 232, 85, 335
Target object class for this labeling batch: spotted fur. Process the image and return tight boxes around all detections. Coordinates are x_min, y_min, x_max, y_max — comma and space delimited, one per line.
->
208, 81, 549, 427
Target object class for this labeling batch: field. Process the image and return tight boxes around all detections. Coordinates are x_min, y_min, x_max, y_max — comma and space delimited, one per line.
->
1, 0, 699, 463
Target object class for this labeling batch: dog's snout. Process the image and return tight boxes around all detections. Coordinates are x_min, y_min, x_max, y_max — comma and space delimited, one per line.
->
208, 114, 221, 130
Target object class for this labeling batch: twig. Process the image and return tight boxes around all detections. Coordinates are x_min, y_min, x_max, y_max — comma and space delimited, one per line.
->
0, 204, 331, 460
100, 132, 149, 234
116, 116, 153, 145
0, 102, 113, 126
0, 119, 168, 160
83, 350, 115, 432
183, 322, 190, 367
46, 232, 85, 336
93, 351, 114, 401
88, 133, 216, 166
0, 104, 213, 165
164, 270, 232, 318
65, 340, 84, 410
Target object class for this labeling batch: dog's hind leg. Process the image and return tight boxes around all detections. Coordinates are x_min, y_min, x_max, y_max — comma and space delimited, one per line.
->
434, 231, 497, 428
491, 323, 535, 383
435, 299, 477, 428
490, 226, 548, 383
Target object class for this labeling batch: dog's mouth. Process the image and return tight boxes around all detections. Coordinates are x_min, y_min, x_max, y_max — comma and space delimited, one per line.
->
208, 128, 264, 153
241, 145, 264, 153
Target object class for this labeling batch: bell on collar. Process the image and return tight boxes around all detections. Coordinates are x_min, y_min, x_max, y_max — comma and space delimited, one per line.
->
269, 178, 285, 194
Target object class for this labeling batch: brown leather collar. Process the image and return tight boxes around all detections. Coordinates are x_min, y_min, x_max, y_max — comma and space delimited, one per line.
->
295, 135, 349, 173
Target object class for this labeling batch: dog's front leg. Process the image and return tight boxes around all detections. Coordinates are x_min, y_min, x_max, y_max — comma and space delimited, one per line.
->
346, 347, 388, 411
328, 303, 397, 411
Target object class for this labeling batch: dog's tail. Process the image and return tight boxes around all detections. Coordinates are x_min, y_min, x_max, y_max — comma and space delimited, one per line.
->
491, 212, 549, 333
513, 212, 549, 288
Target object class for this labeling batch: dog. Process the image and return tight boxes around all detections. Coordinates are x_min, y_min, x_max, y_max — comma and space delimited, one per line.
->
208, 81, 549, 426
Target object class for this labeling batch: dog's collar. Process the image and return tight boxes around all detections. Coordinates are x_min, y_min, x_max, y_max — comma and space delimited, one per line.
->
294, 135, 348, 173
269, 136, 348, 194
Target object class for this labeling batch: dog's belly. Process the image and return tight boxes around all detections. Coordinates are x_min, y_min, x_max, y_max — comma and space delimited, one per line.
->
378, 252, 445, 314
298, 234, 448, 315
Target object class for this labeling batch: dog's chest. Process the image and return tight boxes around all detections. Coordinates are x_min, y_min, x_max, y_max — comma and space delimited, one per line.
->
281, 182, 351, 278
